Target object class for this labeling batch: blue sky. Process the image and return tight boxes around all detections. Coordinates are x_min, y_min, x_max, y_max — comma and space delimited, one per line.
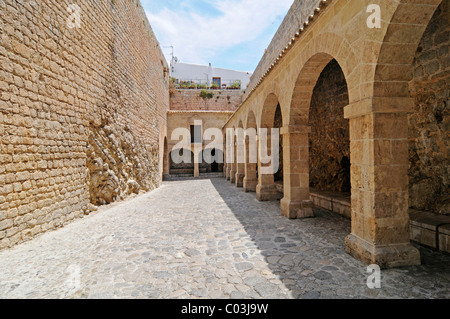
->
142, 0, 293, 73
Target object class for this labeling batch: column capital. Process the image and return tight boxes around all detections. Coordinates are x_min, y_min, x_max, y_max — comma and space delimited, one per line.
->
344, 97, 414, 119
280, 125, 311, 135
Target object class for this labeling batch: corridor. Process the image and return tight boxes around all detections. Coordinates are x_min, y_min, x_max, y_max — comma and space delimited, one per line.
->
0, 178, 448, 299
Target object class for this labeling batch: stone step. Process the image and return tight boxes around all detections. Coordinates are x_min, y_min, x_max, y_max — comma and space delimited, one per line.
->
164, 172, 224, 181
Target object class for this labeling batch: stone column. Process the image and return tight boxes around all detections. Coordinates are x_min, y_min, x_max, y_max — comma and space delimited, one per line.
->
243, 137, 257, 192
344, 100, 420, 268
235, 165, 245, 187
256, 128, 278, 201
194, 163, 200, 177
230, 142, 237, 184
193, 146, 201, 178
280, 125, 314, 219
163, 146, 170, 180
235, 128, 245, 188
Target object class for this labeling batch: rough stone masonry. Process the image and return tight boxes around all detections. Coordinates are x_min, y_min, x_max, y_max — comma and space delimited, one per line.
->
0, 0, 169, 249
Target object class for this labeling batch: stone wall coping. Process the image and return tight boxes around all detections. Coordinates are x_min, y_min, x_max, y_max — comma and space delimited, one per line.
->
168, 110, 235, 114
439, 224, 450, 236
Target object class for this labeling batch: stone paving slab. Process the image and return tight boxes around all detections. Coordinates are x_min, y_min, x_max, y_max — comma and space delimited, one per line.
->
0, 178, 449, 299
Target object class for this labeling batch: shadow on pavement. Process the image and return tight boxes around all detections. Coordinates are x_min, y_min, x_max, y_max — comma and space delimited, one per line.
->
209, 177, 450, 299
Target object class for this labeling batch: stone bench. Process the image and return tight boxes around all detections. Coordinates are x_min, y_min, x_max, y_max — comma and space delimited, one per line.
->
308, 190, 450, 254
310, 189, 351, 219
409, 209, 450, 254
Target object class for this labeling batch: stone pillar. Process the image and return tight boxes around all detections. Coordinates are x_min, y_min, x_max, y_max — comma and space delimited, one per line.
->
235, 128, 245, 188
243, 138, 257, 192
230, 142, 236, 184
344, 100, 420, 268
163, 146, 170, 180
256, 129, 278, 201
235, 165, 245, 187
194, 161, 200, 178
280, 126, 314, 219
226, 163, 231, 180
193, 147, 201, 178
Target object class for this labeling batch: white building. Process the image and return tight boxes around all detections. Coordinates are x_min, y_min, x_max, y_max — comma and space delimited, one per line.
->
170, 59, 252, 90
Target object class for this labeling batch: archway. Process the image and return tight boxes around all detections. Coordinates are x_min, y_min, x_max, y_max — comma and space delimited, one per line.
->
408, 0, 449, 216
170, 148, 195, 176
235, 121, 245, 187
229, 126, 237, 184
202, 148, 224, 173
256, 93, 280, 201
244, 110, 258, 192
308, 59, 351, 217
282, 52, 339, 219
273, 104, 284, 199
345, 0, 445, 268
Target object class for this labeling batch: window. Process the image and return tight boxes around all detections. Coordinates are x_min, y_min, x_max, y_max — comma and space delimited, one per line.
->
213, 77, 221, 87
190, 125, 202, 144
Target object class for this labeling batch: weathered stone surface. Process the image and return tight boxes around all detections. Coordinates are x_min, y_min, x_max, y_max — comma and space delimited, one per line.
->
0, 0, 169, 249
170, 89, 242, 112
409, 2, 450, 215
309, 60, 350, 193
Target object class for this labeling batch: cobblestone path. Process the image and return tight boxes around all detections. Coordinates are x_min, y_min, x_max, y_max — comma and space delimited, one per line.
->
0, 178, 449, 299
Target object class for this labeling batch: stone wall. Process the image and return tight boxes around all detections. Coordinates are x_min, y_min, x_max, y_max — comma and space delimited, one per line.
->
170, 89, 242, 112
0, 0, 169, 249
309, 60, 350, 193
409, 1, 449, 215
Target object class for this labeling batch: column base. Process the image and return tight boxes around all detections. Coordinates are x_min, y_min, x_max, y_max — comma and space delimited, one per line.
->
235, 173, 244, 188
345, 234, 421, 269
280, 198, 314, 219
256, 184, 278, 201
226, 168, 231, 181
243, 178, 257, 193
230, 170, 236, 184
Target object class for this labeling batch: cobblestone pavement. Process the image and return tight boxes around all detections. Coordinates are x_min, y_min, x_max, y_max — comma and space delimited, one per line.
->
0, 178, 449, 299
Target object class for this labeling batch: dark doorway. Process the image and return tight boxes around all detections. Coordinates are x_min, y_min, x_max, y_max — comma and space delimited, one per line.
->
211, 148, 219, 172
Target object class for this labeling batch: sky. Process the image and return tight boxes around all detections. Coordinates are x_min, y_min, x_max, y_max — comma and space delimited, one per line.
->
142, 0, 294, 73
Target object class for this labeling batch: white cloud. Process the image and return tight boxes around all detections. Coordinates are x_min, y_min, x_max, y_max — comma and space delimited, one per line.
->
146, 0, 293, 70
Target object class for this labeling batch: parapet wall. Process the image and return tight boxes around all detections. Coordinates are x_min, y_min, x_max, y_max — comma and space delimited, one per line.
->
243, 0, 322, 100
170, 89, 242, 112
0, 0, 169, 249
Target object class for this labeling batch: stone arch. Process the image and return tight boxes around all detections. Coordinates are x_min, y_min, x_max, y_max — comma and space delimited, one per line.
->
373, 0, 444, 101
170, 147, 195, 176
289, 53, 348, 127
408, 0, 449, 215
245, 110, 257, 130
256, 93, 282, 201
344, 0, 444, 268
243, 110, 259, 193
235, 120, 245, 187
285, 32, 359, 127
309, 59, 350, 195
229, 124, 238, 184
260, 93, 282, 128
280, 52, 351, 219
